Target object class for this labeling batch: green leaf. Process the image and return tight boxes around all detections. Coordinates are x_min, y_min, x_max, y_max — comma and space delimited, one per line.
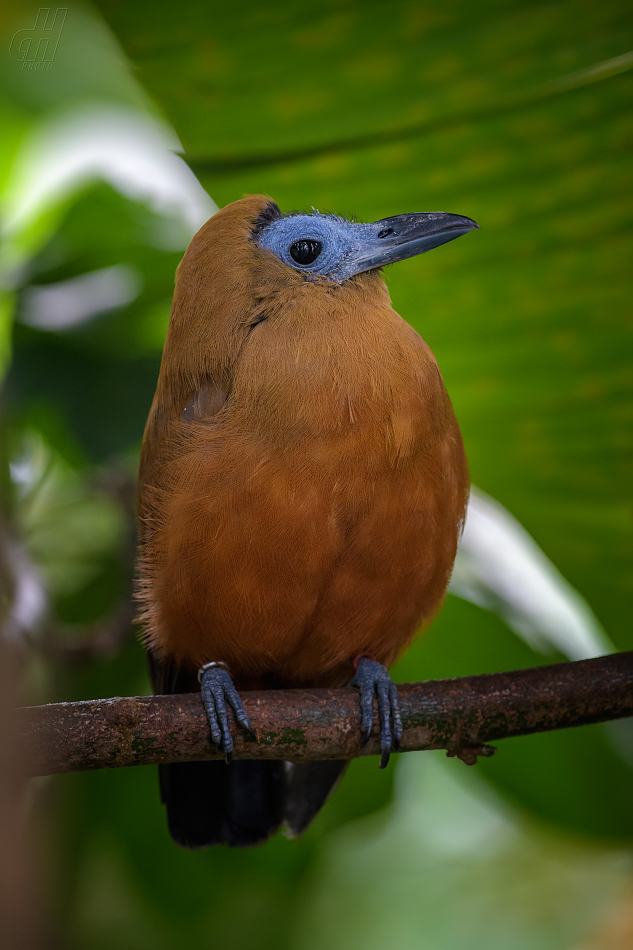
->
94, 0, 633, 837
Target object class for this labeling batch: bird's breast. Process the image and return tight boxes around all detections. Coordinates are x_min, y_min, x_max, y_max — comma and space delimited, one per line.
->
139, 287, 467, 680
226, 300, 451, 468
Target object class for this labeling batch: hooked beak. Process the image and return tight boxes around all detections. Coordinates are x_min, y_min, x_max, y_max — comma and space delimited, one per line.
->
344, 212, 479, 279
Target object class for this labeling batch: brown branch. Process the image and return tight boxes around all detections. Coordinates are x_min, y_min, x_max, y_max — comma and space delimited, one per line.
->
17, 653, 633, 777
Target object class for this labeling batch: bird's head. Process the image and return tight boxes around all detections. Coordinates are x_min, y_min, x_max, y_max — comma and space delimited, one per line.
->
175, 194, 478, 300
253, 198, 478, 283
163, 194, 479, 401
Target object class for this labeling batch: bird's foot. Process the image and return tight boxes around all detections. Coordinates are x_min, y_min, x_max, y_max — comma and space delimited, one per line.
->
198, 661, 256, 763
351, 656, 403, 769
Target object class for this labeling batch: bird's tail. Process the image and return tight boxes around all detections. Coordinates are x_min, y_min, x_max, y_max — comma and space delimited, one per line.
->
159, 759, 287, 848
159, 757, 347, 849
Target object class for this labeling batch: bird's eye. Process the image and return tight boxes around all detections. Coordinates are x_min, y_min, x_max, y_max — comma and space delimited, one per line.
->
377, 228, 393, 239
290, 239, 322, 266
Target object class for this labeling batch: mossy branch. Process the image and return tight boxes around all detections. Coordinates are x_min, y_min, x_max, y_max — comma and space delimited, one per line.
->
17, 653, 633, 776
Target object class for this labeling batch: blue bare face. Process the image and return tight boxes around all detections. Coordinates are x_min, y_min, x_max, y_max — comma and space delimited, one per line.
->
256, 208, 479, 283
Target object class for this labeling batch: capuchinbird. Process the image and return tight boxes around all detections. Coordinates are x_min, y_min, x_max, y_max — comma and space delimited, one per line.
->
137, 194, 477, 849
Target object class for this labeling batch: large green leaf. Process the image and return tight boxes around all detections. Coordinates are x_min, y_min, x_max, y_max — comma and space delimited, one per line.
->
94, 0, 633, 648
94, 0, 633, 162
93, 0, 633, 835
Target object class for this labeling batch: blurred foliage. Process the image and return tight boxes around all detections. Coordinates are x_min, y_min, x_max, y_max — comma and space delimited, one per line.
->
298, 753, 633, 950
95, 0, 633, 647
0, 0, 631, 948
96, 0, 633, 836
10, 183, 176, 462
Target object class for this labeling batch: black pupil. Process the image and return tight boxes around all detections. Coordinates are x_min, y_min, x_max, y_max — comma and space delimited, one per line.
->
290, 239, 322, 266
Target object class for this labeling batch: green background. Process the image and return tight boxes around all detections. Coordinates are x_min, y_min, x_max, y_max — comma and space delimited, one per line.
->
0, 1, 631, 947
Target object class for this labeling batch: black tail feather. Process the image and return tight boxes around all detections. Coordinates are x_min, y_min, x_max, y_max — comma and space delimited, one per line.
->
160, 759, 287, 849
284, 760, 348, 836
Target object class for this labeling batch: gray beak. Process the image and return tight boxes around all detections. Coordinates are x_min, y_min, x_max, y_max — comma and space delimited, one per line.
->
343, 212, 479, 278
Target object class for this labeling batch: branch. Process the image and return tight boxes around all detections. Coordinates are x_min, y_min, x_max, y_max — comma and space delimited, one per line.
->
17, 653, 633, 776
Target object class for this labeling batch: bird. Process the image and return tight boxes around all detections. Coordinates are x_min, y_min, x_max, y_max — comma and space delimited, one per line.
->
136, 194, 477, 849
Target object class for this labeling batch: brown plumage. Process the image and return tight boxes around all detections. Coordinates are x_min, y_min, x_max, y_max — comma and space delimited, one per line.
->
137, 194, 472, 848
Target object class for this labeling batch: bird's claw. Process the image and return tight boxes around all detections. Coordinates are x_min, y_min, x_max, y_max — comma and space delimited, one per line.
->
351, 657, 402, 769
198, 662, 255, 763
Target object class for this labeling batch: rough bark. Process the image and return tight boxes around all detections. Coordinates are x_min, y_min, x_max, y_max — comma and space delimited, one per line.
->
17, 652, 633, 776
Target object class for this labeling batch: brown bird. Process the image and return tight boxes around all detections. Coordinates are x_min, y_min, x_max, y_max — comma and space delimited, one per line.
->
137, 194, 475, 848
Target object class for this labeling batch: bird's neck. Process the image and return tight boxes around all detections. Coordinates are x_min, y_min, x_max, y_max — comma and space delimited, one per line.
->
154, 272, 450, 454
